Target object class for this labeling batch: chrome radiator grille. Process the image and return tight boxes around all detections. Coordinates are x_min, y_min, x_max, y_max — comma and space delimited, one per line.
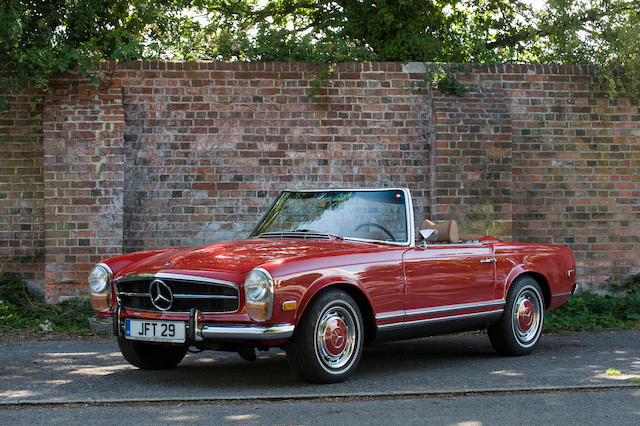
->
115, 275, 239, 313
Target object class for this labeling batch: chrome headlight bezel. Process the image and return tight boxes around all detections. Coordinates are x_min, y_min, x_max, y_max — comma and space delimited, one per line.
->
88, 263, 112, 294
244, 267, 274, 322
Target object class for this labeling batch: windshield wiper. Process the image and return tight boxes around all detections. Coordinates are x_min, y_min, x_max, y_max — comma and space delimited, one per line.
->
292, 229, 343, 239
258, 229, 344, 240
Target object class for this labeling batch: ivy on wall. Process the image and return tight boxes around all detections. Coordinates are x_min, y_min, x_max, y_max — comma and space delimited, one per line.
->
1, 1, 639, 110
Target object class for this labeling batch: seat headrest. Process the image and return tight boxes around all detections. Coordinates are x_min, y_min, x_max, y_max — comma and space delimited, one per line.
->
419, 219, 459, 243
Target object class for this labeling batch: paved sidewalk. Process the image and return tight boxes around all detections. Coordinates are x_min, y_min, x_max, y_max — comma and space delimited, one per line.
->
1, 330, 639, 404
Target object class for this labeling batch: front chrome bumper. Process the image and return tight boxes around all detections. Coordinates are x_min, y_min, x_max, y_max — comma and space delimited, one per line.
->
199, 323, 294, 340
110, 306, 294, 342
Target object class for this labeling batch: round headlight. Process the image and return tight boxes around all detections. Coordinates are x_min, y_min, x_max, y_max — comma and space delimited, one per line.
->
244, 268, 274, 322
244, 269, 273, 303
88, 264, 110, 294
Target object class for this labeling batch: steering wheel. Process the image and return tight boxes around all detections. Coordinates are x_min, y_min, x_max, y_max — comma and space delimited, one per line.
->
354, 222, 396, 241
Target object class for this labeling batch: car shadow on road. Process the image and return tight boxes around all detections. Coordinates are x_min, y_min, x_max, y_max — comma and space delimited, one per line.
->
2, 331, 621, 403
88, 333, 539, 391
108, 332, 582, 387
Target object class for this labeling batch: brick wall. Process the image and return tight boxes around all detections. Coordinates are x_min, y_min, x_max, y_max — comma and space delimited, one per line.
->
0, 61, 638, 300
42, 77, 125, 302
428, 64, 640, 290
493, 64, 638, 290
430, 85, 513, 240
0, 88, 45, 292
121, 62, 430, 251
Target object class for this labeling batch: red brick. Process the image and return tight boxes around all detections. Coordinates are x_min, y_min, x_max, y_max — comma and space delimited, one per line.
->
2, 61, 638, 301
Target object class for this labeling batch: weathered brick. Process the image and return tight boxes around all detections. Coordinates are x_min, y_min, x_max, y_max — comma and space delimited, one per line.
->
2, 61, 639, 300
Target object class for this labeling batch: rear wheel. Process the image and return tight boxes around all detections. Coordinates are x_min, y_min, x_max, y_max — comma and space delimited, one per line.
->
117, 336, 187, 369
488, 276, 544, 356
286, 289, 364, 383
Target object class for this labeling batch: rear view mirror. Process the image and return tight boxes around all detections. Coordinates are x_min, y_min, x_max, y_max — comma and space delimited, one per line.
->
419, 229, 438, 247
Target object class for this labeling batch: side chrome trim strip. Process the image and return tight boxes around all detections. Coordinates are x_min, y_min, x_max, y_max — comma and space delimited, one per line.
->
198, 323, 295, 340
375, 312, 405, 321
552, 291, 572, 298
378, 309, 504, 330
375, 299, 506, 321
405, 300, 506, 318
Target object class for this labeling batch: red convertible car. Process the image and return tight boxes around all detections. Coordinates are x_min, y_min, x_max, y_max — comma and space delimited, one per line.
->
89, 188, 576, 383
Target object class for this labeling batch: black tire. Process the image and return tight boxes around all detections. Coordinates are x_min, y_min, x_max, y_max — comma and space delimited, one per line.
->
286, 289, 364, 383
488, 276, 545, 356
117, 336, 187, 369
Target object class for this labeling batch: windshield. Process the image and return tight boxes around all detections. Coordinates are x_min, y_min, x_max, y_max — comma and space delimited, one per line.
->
251, 190, 409, 244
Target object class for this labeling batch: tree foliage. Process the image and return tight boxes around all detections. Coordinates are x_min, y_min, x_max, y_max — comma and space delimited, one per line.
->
537, 0, 640, 98
1, 0, 639, 100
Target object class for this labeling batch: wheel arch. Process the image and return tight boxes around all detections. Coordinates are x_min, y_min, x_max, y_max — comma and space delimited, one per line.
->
509, 272, 551, 310
297, 282, 376, 345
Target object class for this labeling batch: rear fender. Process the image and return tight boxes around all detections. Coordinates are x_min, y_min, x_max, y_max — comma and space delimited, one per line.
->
504, 266, 551, 309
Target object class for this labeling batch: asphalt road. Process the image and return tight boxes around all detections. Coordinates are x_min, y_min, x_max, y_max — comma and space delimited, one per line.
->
1, 389, 639, 425
1, 330, 639, 424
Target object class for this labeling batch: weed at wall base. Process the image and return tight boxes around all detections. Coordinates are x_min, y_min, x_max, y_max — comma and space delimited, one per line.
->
544, 275, 640, 333
0, 272, 93, 333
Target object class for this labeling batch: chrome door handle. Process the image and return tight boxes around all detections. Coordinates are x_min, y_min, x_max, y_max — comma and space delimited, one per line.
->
480, 257, 496, 263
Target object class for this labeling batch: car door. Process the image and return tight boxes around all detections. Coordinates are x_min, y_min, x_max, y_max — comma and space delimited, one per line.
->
401, 243, 499, 322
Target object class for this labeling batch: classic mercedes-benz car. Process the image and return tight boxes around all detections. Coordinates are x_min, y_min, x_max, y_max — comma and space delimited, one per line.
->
88, 188, 576, 383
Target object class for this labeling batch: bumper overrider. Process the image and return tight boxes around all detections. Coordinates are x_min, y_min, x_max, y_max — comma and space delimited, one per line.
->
90, 306, 295, 343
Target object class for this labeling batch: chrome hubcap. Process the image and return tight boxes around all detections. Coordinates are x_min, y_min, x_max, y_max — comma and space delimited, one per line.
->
518, 299, 535, 331
512, 287, 542, 346
315, 305, 357, 372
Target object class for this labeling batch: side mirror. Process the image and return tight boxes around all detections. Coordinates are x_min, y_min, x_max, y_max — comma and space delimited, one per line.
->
419, 229, 438, 248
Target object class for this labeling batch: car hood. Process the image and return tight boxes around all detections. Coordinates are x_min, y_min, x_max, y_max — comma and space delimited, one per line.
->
115, 237, 380, 278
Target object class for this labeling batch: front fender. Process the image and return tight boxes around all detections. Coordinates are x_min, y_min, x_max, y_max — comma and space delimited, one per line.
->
294, 273, 374, 324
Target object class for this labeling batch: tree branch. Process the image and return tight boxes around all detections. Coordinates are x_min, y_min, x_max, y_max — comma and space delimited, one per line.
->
486, 2, 639, 50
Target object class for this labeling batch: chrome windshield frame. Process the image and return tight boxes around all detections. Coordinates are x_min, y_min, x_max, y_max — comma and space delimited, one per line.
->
251, 188, 415, 248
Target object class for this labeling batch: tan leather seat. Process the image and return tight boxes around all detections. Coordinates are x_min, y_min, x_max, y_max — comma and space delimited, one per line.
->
419, 219, 459, 243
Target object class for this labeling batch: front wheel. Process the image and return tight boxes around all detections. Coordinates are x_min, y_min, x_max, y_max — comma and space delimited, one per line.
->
488, 276, 545, 356
117, 336, 187, 369
286, 289, 364, 383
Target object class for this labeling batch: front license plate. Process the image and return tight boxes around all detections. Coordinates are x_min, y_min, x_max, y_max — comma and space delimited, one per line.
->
125, 319, 186, 343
